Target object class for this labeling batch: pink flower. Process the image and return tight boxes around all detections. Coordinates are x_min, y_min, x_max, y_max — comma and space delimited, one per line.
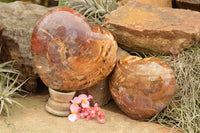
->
98, 111, 105, 119
70, 103, 81, 113
98, 117, 105, 124
94, 103, 100, 112
78, 94, 87, 101
80, 112, 86, 118
86, 115, 92, 121
90, 109, 96, 118
68, 94, 105, 124
76, 114, 80, 119
81, 99, 90, 108
87, 95, 93, 101
71, 96, 82, 104
94, 103, 99, 108
83, 110, 89, 117
68, 114, 77, 122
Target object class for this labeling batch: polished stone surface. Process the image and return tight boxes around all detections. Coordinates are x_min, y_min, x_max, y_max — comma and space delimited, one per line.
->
31, 7, 118, 91
109, 56, 176, 120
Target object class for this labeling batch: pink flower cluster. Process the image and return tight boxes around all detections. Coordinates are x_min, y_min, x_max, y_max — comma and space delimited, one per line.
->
68, 94, 105, 124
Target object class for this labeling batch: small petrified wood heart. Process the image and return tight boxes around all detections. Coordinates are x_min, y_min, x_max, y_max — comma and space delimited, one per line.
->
109, 56, 175, 120
31, 7, 118, 92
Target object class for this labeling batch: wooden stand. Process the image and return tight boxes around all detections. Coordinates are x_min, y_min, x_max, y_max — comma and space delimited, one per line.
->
45, 88, 75, 117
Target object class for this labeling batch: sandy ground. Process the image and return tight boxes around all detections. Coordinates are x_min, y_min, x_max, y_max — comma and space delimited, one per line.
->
0, 89, 182, 133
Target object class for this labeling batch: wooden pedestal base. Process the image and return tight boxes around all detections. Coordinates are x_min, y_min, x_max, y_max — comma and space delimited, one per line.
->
45, 88, 75, 117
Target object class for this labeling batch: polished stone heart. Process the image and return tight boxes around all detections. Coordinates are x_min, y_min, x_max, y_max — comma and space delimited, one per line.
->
109, 56, 175, 120
31, 7, 118, 91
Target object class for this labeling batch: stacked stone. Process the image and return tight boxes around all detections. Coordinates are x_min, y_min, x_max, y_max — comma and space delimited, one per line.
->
0, 1, 130, 107
0, 1, 200, 121
103, 0, 200, 120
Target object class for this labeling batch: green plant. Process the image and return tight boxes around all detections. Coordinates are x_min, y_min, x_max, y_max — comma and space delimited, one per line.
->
59, 0, 119, 25
0, 0, 18, 3
0, 47, 19, 80
0, 74, 27, 117
0, 47, 27, 117
0, 60, 18, 73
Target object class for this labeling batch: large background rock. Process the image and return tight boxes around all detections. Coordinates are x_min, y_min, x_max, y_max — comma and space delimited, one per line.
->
103, 1, 200, 55
0, 25, 4, 54
138, 0, 172, 7
0, 1, 52, 91
0, 25, 10, 62
175, 0, 200, 12
120, 0, 172, 7
31, 0, 58, 7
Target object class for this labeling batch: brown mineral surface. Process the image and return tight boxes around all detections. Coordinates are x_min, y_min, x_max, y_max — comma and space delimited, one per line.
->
0, 25, 3, 47
31, 7, 118, 91
0, 25, 10, 62
175, 0, 200, 12
120, 0, 172, 7
75, 48, 130, 107
104, 1, 200, 55
109, 56, 176, 120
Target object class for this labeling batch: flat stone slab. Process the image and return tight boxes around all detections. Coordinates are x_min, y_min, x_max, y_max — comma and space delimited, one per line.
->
0, 94, 182, 133
104, 1, 200, 55
120, 0, 172, 7
175, 0, 200, 12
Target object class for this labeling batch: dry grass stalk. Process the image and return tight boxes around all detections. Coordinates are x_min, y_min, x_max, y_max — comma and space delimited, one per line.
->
146, 44, 200, 133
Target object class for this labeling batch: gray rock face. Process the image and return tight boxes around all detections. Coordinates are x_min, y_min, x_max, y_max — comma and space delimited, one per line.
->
0, 1, 51, 91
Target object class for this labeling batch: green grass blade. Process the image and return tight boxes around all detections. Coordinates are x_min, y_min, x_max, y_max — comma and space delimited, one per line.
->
10, 99, 24, 108
5, 78, 28, 97
0, 99, 4, 114
58, 0, 67, 6
4, 103, 10, 118
4, 98, 12, 104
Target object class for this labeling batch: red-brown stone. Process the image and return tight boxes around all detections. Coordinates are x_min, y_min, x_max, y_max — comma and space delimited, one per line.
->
109, 56, 176, 120
75, 48, 130, 107
175, 0, 200, 12
31, 7, 118, 91
104, 1, 200, 55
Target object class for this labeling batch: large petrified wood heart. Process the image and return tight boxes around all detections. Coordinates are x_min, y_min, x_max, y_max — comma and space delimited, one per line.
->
31, 7, 118, 91
109, 56, 175, 120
